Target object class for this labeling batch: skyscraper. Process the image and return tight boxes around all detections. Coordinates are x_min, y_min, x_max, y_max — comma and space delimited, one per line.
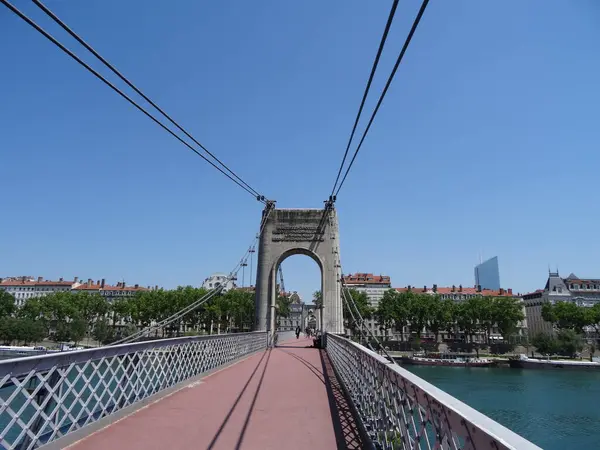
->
474, 256, 501, 290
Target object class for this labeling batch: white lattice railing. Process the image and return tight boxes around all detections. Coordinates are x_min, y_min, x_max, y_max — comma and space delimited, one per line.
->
0, 332, 267, 450
325, 334, 542, 450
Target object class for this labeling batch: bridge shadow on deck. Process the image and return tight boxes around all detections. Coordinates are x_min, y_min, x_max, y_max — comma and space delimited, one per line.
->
71, 337, 365, 450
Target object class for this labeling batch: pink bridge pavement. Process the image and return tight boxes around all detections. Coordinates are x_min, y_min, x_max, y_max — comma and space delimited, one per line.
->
68, 337, 365, 450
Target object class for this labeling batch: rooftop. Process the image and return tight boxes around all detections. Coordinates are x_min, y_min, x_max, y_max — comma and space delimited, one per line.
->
343, 273, 391, 285
395, 285, 515, 297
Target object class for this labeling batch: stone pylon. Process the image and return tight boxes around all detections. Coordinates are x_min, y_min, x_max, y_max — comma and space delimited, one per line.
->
254, 207, 343, 335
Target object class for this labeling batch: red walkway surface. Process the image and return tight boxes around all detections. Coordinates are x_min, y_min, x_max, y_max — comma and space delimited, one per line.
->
69, 337, 364, 450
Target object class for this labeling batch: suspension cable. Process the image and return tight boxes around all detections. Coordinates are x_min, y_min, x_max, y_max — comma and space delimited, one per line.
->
110, 202, 275, 345
330, 0, 399, 197
338, 260, 398, 365
1, 0, 267, 203
334, 0, 430, 198
32, 0, 264, 200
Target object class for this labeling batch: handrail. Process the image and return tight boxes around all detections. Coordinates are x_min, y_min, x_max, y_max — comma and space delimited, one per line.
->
0, 332, 268, 449
325, 333, 542, 450
0, 332, 265, 378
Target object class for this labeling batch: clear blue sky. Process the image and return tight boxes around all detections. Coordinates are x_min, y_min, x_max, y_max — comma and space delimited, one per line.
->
1, 0, 599, 303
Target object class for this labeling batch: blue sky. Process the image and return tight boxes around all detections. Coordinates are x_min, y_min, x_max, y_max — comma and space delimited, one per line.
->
1, 0, 599, 303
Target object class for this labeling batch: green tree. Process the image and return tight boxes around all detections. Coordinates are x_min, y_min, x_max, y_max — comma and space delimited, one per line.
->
428, 297, 454, 343
493, 296, 525, 342
0, 291, 16, 318
375, 289, 396, 339
16, 318, 46, 344
313, 290, 322, 309
342, 288, 372, 334
542, 301, 587, 332
531, 332, 557, 355
0, 317, 18, 344
556, 329, 584, 357
407, 293, 432, 340
93, 319, 115, 344
454, 297, 482, 343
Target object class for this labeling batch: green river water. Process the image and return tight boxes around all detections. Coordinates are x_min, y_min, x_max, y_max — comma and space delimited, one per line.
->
405, 365, 600, 450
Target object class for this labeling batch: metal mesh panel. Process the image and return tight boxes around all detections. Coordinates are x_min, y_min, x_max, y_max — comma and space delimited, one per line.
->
325, 334, 541, 450
0, 332, 267, 450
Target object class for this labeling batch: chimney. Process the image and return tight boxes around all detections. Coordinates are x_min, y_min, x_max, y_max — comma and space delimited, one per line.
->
101, 279, 105, 288
22, 276, 26, 283
155, 285, 158, 291
423, 285, 427, 292
452, 285, 455, 292
134, 284, 139, 289
459, 284, 463, 292
59, 277, 63, 282
407, 285, 411, 291
74, 276, 79, 283
499, 288, 505, 295
87, 278, 92, 285
96, 280, 100, 285
37, 276, 43, 282
0, 278, 3, 283
433, 284, 437, 293
508, 288, 513, 295
477, 284, 481, 292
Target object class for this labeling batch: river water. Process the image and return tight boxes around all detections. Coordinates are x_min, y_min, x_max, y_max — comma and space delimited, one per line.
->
405, 365, 600, 450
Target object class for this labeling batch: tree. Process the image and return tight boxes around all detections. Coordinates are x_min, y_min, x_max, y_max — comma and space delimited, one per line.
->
493, 296, 525, 342
93, 319, 115, 344
531, 332, 557, 355
394, 291, 412, 341
313, 290, 322, 309
407, 293, 433, 340
0, 291, 16, 318
375, 289, 396, 339
342, 288, 371, 335
17, 318, 46, 344
542, 301, 587, 332
454, 297, 482, 343
478, 297, 496, 345
556, 329, 583, 357
428, 298, 454, 343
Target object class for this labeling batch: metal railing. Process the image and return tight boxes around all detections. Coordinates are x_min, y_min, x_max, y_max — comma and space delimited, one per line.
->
325, 334, 542, 450
0, 332, 267, 450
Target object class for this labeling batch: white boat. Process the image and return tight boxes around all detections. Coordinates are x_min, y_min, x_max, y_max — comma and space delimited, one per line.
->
509, 354, 600, 370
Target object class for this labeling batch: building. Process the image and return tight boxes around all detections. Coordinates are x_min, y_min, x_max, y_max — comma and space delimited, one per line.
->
524, 271, 600, 336
73, 278, 149, 302
278, 291, 304, 331
474, 256, 501, 291
0, 276, 150, 307
342, 273, 392, 337
342, 273, 392, 308
202, 273, 236, 292
0, 276, 81, 307
394, 284, 527, 343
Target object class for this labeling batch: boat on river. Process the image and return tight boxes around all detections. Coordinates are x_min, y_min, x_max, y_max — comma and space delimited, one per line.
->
400, 353, 496, 367
509, 354, 600, 370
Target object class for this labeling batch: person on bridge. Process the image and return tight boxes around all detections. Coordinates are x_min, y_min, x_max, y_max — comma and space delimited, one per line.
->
295, 326, 301, 339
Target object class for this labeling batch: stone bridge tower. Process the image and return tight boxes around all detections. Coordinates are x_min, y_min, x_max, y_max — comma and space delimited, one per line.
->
254, 206, 343, 335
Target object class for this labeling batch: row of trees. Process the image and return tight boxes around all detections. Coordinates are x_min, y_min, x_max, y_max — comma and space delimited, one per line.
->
317, 288, 525, 347
0, 287, 294, 346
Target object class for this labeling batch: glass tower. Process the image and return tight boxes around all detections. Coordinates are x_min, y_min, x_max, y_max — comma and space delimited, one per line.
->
474, 256, 501, 290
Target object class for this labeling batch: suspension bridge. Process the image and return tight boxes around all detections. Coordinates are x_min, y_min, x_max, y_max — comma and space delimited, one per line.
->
0, 0, 544, 448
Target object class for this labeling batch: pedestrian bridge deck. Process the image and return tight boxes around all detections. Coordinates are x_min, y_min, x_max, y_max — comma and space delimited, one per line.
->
69, 337, 363, 450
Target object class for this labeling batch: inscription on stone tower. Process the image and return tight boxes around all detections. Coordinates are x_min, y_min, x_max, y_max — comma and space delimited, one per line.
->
271, 225, 324, 242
